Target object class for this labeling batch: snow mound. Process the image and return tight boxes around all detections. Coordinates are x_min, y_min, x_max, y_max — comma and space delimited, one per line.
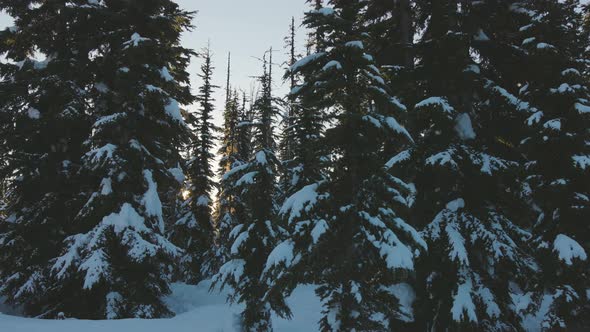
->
0, 280, 323, 332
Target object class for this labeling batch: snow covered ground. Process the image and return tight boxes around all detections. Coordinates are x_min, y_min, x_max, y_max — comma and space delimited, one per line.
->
0, 281, 323, 332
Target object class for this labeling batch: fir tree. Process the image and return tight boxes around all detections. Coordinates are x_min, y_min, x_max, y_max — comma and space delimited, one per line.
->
214, 52, 284, 331
282, 6, 327, 198
400, 1, 540, 330
174, 45, 218, 282
0, 0, 94, 317
47, 0, 195, 319
279, 17, 299, 196
264, 2, 426, 331
512, 0, 590, 329
214, 53, 250, 262
214, 89, 254, 266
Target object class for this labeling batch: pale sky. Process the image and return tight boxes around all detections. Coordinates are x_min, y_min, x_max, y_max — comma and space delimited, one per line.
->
0, 0, 310, 124
176, 0, 308, 118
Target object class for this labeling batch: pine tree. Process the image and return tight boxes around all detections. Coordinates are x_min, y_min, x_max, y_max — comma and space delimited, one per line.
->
0, 0, 93, 317
264, 2, 426, 331
216, 91, 251, 262
511, 0, 590, 329
174, 45, 218, 282
214, 54, 251, 263
214, 52, 284, 331
47, 0, 196, 319
282, 5, 327, 198
279, 17, 299, 196
398, 1, 541, 330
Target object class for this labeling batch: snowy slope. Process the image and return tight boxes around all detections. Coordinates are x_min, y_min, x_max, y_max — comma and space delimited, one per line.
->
0, 281, 322, 332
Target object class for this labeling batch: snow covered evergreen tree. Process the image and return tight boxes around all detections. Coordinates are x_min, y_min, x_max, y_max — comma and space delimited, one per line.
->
281, 2, 328, 198
387, 1, 543, 330
47, 0, 195, 319
174, 46, 218, 282
215, 87, 252, 264
0, 0, 94, 317
510, 0, 590, 329
264, 2, 426, 331
397, 0, 559, 330
214, 53, 284, 331
279, 17, 300, 196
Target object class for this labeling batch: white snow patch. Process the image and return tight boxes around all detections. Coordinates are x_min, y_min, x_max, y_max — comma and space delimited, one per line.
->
455, 113, 476, 140
100, 178, 113, 195
446, 222, 469, 265
124, 33, 150, 48
165, 98, 185, 124
311, 219, 329, 244
522, 37, 536, 45
473, 29, 490, 41
236, 172, 257, 186
106, 292, 123, 320
553, 234, 587, 265
255, 151, 268, 165
280, 183, 321, 224
196, 195, 210, 207
160, 67, 174, 82
447, 199, 465, 212
415, 97, 454, 114
543, 119, 561, 131
464, 64, 480, 74
526, 111, 544, 126
168, 167, 185, 183
386, 150, 411, 169
312, 8, 335, 16
102, 203, 149, 234
141, 170, 164, 233
79, 249, 109, 290
345, 41, 364, 49
575, 103, 590, 114
289, 52, 326, 73
573, 155, 590, 170
426, 148, 458, 168
0, 280, 323, 332
265, 240, 297, 272
27, 107, 41, 119
385, 283, 416, 322
86, 144, 117, 162
322, 60, 342, 71
95, 82, 109, 93
536, 42, 556, 50
94, 113, 126, 128
451, 277, 478, 323
231, 231, 249, 255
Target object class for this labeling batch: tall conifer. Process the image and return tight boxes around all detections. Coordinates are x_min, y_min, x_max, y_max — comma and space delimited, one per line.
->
0, 0, 94, 317
48, 0, 195, 319
174, 45, 218, 282
265, 2, 426, 330
512, 1, 590, 328
214, 53, 283, 331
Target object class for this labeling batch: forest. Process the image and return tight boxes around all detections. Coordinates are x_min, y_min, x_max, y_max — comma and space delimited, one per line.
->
0, 0, 589, 331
